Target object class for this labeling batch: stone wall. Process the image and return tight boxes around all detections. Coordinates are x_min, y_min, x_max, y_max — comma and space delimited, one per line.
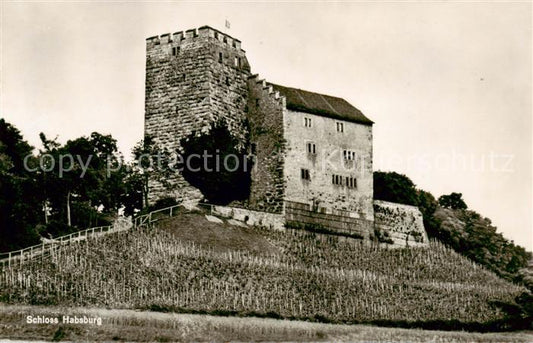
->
245, 75, 287, 213
373, 200, 428, 247
283, 109, 374, 221
145, 26, 251, 204
285, 201, 374, 239
212, 205, 285, 230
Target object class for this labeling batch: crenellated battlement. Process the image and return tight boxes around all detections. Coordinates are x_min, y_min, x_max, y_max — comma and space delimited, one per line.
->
146, 25, 243, 51
143, 24, 420, 245
248, 74, 286, 107
145, 24, 251, 205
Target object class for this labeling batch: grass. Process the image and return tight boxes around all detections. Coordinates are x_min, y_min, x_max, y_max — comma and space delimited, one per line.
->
0, 209, 527, 332
0, 305, 532, 342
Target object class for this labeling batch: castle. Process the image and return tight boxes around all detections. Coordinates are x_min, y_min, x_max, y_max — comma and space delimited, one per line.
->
145, 25, 427, 246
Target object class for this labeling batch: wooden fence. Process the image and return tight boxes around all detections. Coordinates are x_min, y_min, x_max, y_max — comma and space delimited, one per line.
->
0, 202, 204, 268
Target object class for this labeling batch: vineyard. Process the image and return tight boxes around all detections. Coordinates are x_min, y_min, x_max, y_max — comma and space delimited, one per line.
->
0, 209, 525, 326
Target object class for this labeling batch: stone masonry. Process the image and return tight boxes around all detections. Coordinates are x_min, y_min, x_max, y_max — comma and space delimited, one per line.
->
145, 25, 428, 246
374, 200, 428, 247
245, 77, 287, 213
145, 26, 250, 203
282, 108, 374, 221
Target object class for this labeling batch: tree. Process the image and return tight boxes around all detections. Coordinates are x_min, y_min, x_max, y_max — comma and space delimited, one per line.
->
121, 168, 144, 217
372, 168, 530, 284
38, 132, 122, 233
131, 135, 176, 209
0, 119, 42, 252
373, 171, 419, 206
416, 189, 441, 238
434, 207, 531, 280
180, 122, 252, 205
438, 192, 467, 210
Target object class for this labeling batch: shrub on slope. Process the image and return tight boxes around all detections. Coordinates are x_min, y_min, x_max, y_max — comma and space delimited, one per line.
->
433, 208, 530, 282
373, 170, 531, 284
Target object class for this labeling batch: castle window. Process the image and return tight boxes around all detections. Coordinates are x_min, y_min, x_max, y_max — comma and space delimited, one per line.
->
215, 32, 219, 39
301, 168, 311, 181
336, 122, 344, 133
226, 77, 230, 86
332, 174, 343, 186
182, 74, 186, 81
306, 142, 316, 154
234, 57, 239, 67
251, 143, 257, 155
255, 98, 260, 107
223, 36, 227, 44
343, 150, 355, 160
304, 117, 312, 128
218, 52, 223, 63
331, 175, 357, 188
172, 46, 180, 56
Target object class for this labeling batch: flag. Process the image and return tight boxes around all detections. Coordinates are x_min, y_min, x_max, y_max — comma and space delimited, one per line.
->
225, 20, 231, 29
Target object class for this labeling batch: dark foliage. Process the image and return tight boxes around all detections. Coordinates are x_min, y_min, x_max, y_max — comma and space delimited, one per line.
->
38, 131, 123, 229
131, 135, 177, 210
180, 122, 252, 205
373, 171, 418, 206
121, 168, 144, 217
374, 170, 531, 284
0, 119, 41, 252
373, 227, 394, 244
438, 192, 468, 210
0, 119, 126, 252
41, 220, 76, 238
416, 189, 441, 239
434, 207, 531, 280
490, 291, 533, 330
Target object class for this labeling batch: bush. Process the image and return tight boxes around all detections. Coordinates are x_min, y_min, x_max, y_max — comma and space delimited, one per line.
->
373, 228, 394, 244
433, 208, 531, 280
373, 171, 419, 206
373, 171, 531, 286
438, 193, 467, 210
180, 121, 252, 205
41, 220, 76, 238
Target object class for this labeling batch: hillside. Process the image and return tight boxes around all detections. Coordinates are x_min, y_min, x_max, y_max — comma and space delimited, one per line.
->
0, 207, 526, 329
433, 207, 531, 281
373, 171, 531, 286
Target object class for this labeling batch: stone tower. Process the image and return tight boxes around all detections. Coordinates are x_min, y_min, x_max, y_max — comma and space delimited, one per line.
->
144, 26, 428, 247
145, 26, 251, 203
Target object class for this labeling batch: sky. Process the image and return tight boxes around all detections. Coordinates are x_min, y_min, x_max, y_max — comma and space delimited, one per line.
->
1, 1, 531, 250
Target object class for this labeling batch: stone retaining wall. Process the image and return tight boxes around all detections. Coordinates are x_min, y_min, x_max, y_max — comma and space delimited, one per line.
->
212, 205, 285, 230
285, 201, 374, 239
373, 200, 428, 247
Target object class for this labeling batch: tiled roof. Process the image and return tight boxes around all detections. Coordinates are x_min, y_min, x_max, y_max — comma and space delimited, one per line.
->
271, 84, 373, 125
